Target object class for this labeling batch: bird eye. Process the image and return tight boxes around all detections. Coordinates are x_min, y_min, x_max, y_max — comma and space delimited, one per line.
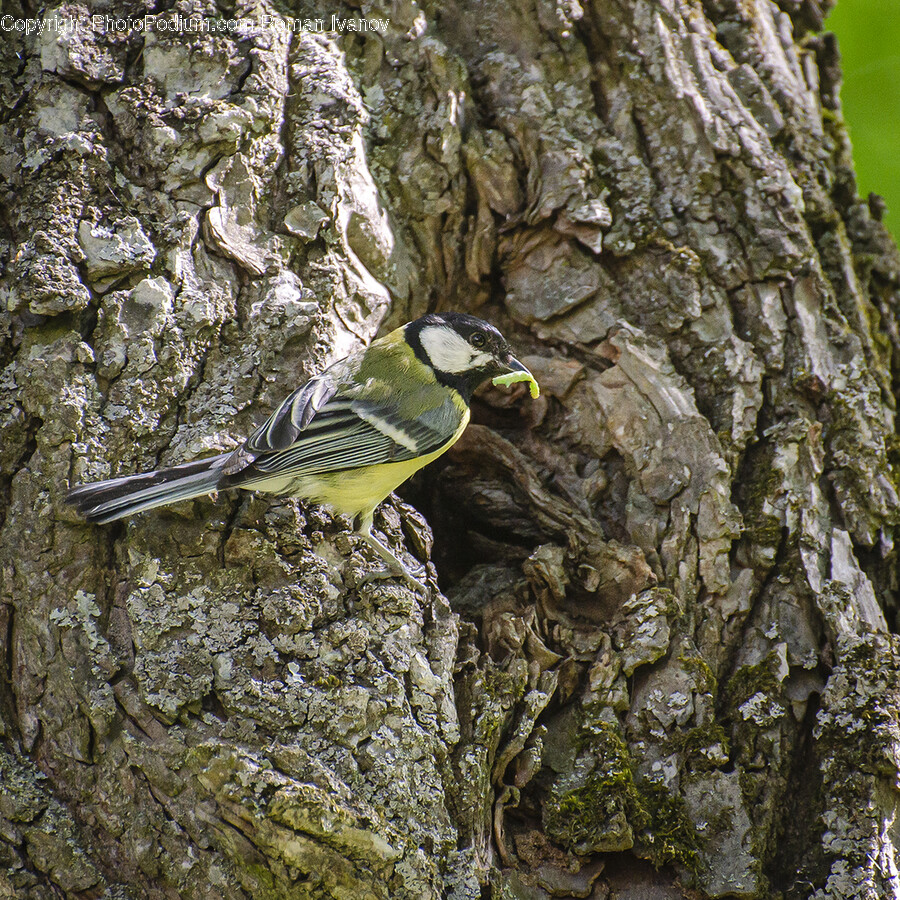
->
470, 332, 486, 348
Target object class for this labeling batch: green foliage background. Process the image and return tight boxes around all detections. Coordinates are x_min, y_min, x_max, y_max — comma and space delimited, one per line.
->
826, 0, 900, 236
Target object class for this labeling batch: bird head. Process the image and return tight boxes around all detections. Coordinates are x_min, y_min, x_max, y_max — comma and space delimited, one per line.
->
406, 312, 539, 401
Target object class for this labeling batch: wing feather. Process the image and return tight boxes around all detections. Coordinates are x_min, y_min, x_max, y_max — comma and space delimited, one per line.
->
350, 400, 448, 455
246, 376, 340, 453
227, 391, 462, 488
252, 420, 399, 475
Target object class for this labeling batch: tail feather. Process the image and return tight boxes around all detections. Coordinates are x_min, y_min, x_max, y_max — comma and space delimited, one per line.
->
66, 453, 231, 524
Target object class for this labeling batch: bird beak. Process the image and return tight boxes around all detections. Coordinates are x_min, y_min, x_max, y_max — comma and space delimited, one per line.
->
501, 355, 531, 376
492, 355, 540, 399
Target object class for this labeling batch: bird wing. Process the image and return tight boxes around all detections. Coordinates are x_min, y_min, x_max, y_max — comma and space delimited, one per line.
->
227, 379, 463, 483
246, 374, 339, 453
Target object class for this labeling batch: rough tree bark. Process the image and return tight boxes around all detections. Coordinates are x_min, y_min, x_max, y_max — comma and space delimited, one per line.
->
2, 0, 900, 897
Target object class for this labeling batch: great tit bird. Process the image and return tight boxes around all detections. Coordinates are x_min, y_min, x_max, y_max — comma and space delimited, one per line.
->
66, 312, 540, 587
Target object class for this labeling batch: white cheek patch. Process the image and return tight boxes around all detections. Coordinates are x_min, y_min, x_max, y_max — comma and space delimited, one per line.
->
419, 326, 488, 374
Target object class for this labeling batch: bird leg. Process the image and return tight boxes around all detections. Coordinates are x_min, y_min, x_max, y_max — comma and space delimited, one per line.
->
354, 513, 426, 591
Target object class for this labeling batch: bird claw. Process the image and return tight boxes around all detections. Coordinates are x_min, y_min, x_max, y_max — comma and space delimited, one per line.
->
355, 531, 428, 592
359, 565, 426, 593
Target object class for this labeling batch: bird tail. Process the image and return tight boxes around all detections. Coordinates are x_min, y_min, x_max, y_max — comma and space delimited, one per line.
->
66, 453, 231, 524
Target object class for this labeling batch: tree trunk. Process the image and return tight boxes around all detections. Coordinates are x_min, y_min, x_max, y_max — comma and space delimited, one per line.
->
2, 0, 899, 897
